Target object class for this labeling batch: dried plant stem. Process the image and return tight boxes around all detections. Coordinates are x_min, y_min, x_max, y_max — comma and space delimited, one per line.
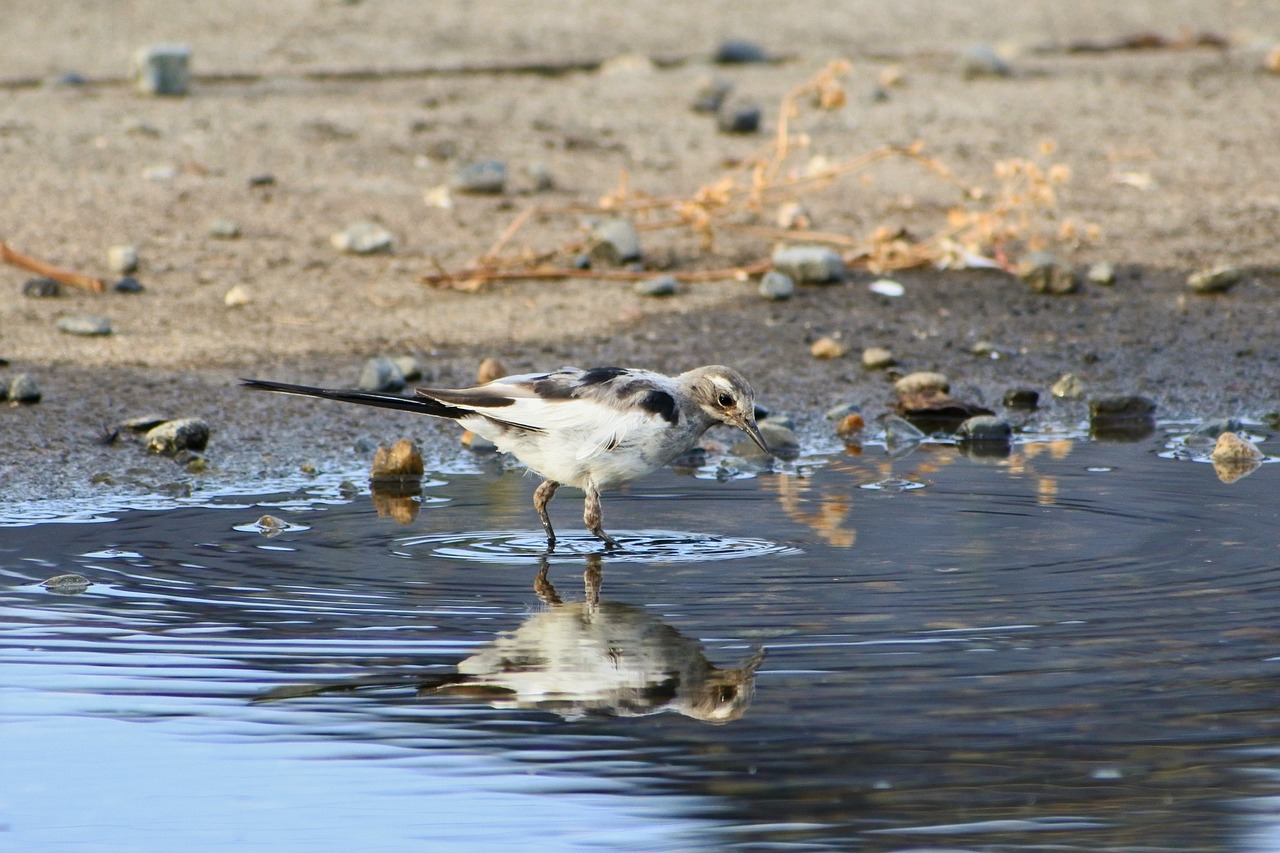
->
0, 240, 105, 292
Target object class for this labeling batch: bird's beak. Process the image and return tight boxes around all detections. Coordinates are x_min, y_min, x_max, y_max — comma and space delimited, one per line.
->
737, 415, 771, 455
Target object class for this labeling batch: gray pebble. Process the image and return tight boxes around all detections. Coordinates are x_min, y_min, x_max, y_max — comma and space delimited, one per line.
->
862, 347, 895, 370
113, 276, 145, 294
57, 315, 112, 336
359, 356, 406, 392
1002, 388, 1039, 410
825, 402, 862, 421
692, 78, 733, 113
525, 162, 555, 191
1086, 261, 1116, 285
146, 418, 210, 454
1018, 251, 1079, 295
50, 72, 87, 87
451, 160, 507, 194
771, 246, 845, 284
589, 218, 642, 265
331, 222, 394, 255
758, 270, 794, 300
956, 415, 1013, 442
7, 373, 41, 404
1187, 265, 1243, 294
22, 277, 61, 298
1089, 396, 1156, 441
717, 100, 762, 134
634, 275, 678, 297
733, 419, 800, 460
1089, 396, 1156, 418
208, 219, 242, 239
248, 174, 276, 187
393, 356, 422, 382
714, 39, 769, 64
960, 43, 1011, 78
107, 245, 139, 274
40, 573, 92, 595
133, 43, 191, 96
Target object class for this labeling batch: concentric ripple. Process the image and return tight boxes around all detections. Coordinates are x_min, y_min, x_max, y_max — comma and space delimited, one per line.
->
393, 529, 801, 564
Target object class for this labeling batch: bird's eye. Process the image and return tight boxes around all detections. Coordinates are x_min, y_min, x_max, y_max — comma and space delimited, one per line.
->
717, 392, 735, 408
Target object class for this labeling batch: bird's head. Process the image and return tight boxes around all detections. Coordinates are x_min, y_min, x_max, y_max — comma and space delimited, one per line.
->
685, 366, 770, 454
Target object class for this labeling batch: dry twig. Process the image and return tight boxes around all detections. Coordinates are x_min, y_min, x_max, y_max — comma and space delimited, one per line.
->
1, 240, 105, 293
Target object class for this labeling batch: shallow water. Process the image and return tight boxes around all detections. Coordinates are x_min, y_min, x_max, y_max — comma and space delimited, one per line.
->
3, 426, 1280, 852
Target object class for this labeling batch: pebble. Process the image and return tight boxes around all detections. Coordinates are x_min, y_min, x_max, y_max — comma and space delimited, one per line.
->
1210, 431, 1264, 464
248, 174, 276, 187
40, 573, 92, 595
525, 162, 555, 191
394, 356, 422, 382
810, 336, 847, 359
133, 43, 191, 96
758, 270, 795, 300
589, 218, 642, 265
461, 430, 498, 453
120, 413, 170, 432
1018, 251, 1080, 295
451, 160, 507, 194
1051, 373, 1084, 399
22, 277, 61, 298
825, 402, 862, 421
868, 278, 905, 297
358, 356, 406, 392
956, 414, 1013, 442
717, 100, 762, 134
771, 246, 845, 284
331, 222, 394, 255
1086, 261, 1116, 286
57, 315, 112, 336
634, 275, 678, 297
692, 78, 733, 113
1187, 265, 1243, 294
146, 418, 210, 454
714, 39, 770, 64
894, 371, 949, 397
112, 276, 145, 294
960, 43, 1012, 78
370, 438, 424, 479
477, 358, 507, 384
732, 419, 799, 461
223, 284, 253, 307
7, 373, 41, 404
882, 414, 926, 456
254, 514, 288, 537
861, 346, 895, 370
208, 219, 242, 239
107, 245, 139, 274
1003, 388, 1040, 410
1089, 396, 1157, 419
774, 201, 811, 230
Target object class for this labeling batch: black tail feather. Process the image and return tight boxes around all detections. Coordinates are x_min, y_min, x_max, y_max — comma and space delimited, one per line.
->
241, 378, 468, 419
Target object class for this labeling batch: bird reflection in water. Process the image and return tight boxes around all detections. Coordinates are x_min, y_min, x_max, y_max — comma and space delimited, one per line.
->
258, 555, 763, 724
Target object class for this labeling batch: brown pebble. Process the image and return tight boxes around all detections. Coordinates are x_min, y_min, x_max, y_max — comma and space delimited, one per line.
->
810, 336, 847, 359
894, 371, 949, 397
370, 438, 424, 479
835, 413, 865, 436
477, 358, 507, 383
1210, 431, 1263, 464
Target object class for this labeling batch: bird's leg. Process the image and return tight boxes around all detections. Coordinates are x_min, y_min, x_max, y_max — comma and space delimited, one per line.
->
533, 479, 560, 550
583, 482, 619, 549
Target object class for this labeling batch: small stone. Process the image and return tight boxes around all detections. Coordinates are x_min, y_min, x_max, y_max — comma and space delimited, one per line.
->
146, 418, 211, 454
142, 163, 178, 181
861, 347, 895, 370
1086, 261, 1116, 285
758, 270, 795, 300
112, 276, 145, 294
451, 160, 507, 194
57, 315, 112, 336
634, 275, 678, 297
733, 419, 799, 461
1018, 251, 1080, 295
525, 162, 555, 191
185, 456, 208, 474
370, 438, 424, 479
1089, 396, 1157, 419
774, 201, 811, 230
960, 43, 1012, 78
107, 245, 139, 274
771, 246, 845, 284
50, 71, 87, 87
133, 44, 191, 96
332, 222, 394, 255
248, 173, 276, 187
970, 340, 996, 356
40, 573, 92, 595
599, 52, 655, 76
835, 412, 865, 437
714, 39, 770, 64
825, 402, 861, 421
393, 356, 422, 382
223, 284, 253, 307
461, 430, 498, 453
7, 373, 41, 404
22, 277, 61, 298
868, 278, 905, 297
1187, 265, 1243, 294
358, 356, 406, 392
120, 413, 170, 432
208, 219, 242, 239
692, 78, 733, 113
717, 100, 762, 134
894, 371, 949, 397
1265, 43, 1280, 74
810, 336, 847, 360
589, 218, 642, 265
1051, 373, 1084, 399
254, 514, 288, 537
1003, 388, 1040, 410
1210, 432, 1264, 464
477, 358, 507, 384
956, 415, 1013, 442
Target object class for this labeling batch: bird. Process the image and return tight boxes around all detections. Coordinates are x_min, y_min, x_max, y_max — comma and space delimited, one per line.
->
242, 364, 770, 548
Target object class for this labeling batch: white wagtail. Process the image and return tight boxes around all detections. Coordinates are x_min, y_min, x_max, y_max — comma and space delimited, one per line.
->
243, 365, 770, 548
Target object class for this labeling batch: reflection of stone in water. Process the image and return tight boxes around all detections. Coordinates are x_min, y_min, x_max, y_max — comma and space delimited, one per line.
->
1213, 457, 1261, 484
370, 480, 421, 524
